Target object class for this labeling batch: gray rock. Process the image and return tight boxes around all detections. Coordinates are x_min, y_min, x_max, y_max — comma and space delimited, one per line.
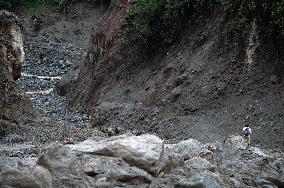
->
80, 156, 153, 184
255, 177, 284, 188
162, 85, 182, 103
171, 86, 182, 96
189, 172, 221, 188
38, 142, 153, 186
165, 139, 212, 161
56, 68, 79, 96
175, 181, 205, 188
2, 133, 283, 188
255, 178, 277, 188
37, 143, 75, 175
94, 182, 113, 188
68, 134, 166, 175
52, 175, 96, 188
0, 10, 24, 80
184, 157, 215, 172
250, 147, 268, 157
224, 135, 247, 150
0, 157, 19, 170
0, 166, 52, 188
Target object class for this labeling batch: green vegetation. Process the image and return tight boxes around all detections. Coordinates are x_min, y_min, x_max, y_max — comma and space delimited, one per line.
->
123, 0, 209, 55
123, 0, 283, 57
220, 0, 284, 27
0, 0, 109, 14
23, 0, 64, 14
0, 0, 64, 13
272, 0, 284, 26
0, 0, 13, 9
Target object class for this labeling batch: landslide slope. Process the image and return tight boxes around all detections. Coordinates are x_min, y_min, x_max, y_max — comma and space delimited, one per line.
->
63, 0, 284, 150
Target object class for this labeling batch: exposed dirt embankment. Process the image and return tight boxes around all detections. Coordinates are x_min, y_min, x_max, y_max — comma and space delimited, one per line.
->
63, 0, 132, 110
62, 1, 284, 150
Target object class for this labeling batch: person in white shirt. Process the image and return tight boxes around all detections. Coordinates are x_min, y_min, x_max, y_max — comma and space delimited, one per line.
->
243, 125, 252, 146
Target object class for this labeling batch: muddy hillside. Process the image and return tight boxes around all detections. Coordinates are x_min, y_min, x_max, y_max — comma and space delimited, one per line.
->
0, 0, 283, 187
61, 0, 284, 150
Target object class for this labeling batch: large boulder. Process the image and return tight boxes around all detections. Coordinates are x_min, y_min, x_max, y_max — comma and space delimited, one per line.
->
184, 157, 215, 172
0, 157, 21, 173
175, 171, 224, 188
77, 156, 153, 184
0, 165, 52, 188
165, 139, 212, 161
1, 134, 283, 188
56, 67, 79, 96
224, 135, 247, 150
0, 10, 24, 80
38, 143, 153, 187
68, 134, 166, 175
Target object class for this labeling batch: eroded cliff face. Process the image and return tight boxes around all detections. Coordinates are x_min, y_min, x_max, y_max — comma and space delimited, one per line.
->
62, 0, 132, 111
62, 1, 284, 150
0, 11, 37, 131
0, 10, 24, 80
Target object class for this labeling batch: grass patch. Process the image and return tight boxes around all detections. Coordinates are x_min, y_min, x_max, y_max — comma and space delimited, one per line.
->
123, 0, 283, 59
0, 0, 12, 9
22, 0, 57, 14
122, 0, 211, 57
0, 0, 110, 14
219, 0, 284, 27
0, 0, 64, 14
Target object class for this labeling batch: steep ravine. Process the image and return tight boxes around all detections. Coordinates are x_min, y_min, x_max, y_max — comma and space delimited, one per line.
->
19, 41, 90, 123
0, 2, 283, 188
0, 4, 108, 161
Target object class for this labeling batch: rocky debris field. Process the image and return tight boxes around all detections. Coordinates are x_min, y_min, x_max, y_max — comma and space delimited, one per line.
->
19, 41, 89, 123
0, 41, 106, 163
1, 134, 283, 188
1, 3, 109, 169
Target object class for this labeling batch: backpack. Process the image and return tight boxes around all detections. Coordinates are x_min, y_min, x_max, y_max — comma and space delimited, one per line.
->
243, 127, 250, 137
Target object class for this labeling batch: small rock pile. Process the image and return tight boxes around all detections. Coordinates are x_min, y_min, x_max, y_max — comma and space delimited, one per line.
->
1, 134, 283, 188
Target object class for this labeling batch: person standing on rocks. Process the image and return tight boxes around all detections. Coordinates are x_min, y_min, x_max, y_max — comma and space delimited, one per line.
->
243, 125, 252, 147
